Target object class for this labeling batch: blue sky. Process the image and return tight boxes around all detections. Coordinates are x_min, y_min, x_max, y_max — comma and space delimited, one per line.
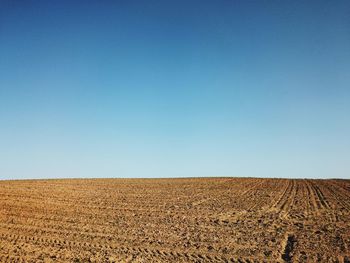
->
0, 0, 349, 179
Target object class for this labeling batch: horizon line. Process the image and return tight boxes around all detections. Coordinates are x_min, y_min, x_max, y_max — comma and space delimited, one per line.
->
0, 176, 348, 181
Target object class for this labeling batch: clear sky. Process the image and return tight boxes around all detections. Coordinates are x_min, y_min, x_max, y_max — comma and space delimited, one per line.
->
0, 1, 349, 179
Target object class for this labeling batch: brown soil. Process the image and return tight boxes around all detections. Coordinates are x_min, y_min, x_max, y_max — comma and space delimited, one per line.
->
0, 178, 349, 262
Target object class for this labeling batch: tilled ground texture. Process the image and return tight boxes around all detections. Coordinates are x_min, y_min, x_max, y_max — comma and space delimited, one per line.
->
0, 178, 349, 262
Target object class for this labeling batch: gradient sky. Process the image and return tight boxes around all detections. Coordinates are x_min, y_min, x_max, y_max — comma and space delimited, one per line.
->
1, 0, 349, 179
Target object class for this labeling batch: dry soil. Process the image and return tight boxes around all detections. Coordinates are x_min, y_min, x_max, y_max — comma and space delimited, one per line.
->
0, 178, 349, 262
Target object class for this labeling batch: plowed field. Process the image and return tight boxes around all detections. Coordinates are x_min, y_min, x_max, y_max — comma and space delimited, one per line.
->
0, 178, 349, 262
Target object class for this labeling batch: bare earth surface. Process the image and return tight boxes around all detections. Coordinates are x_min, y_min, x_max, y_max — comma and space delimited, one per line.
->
0, 178, 349, 262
